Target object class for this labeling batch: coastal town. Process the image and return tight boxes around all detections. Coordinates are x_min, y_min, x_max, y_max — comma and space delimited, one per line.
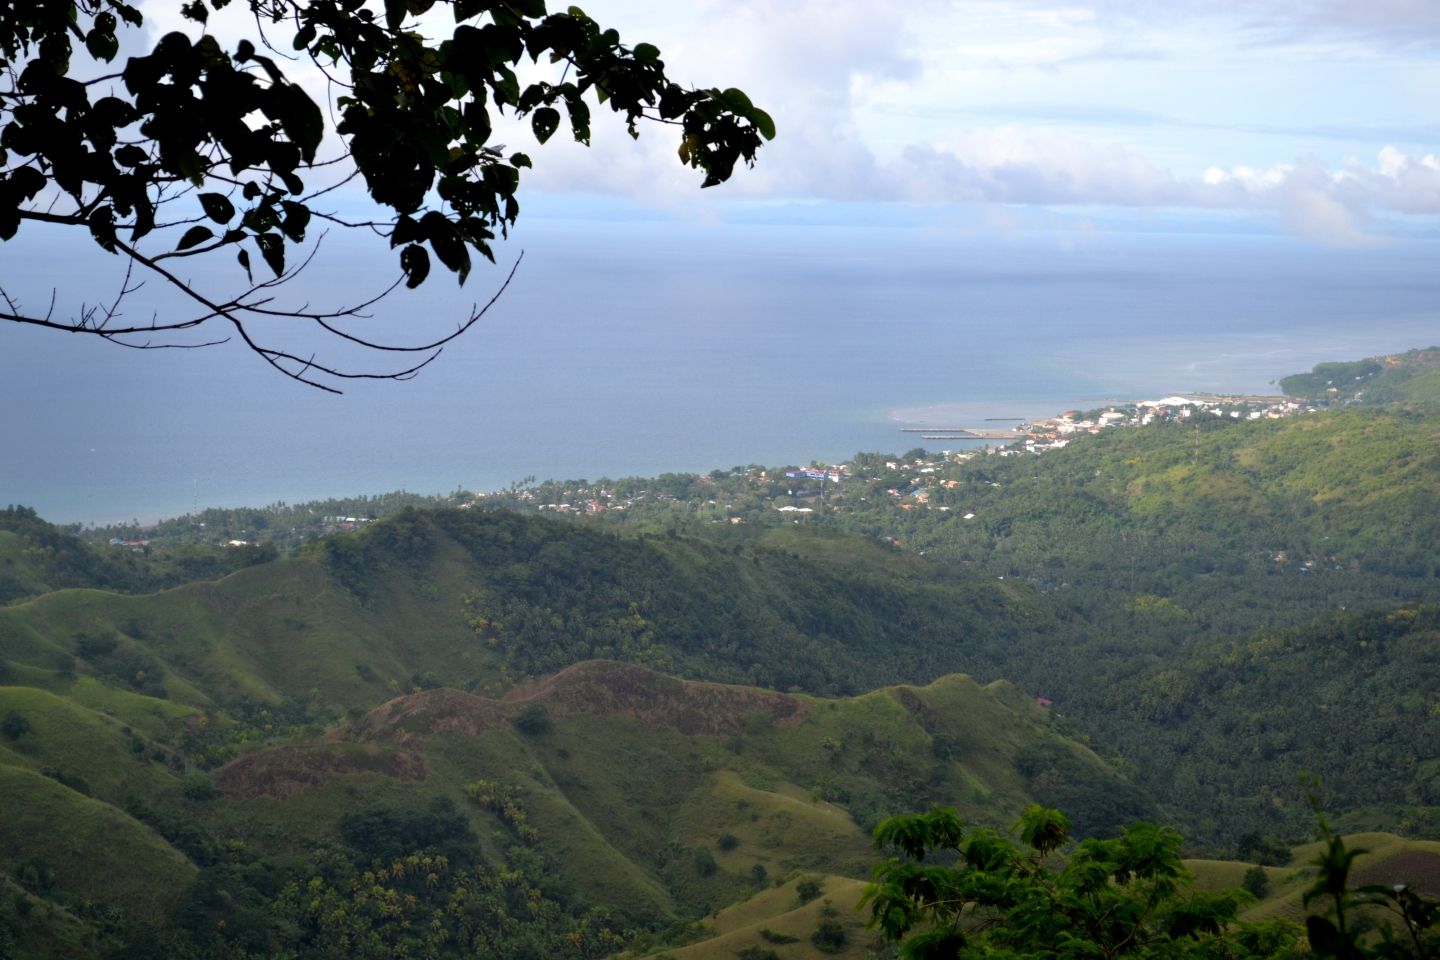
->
1012, 392, 1317, 455
476, 391, 1331, 518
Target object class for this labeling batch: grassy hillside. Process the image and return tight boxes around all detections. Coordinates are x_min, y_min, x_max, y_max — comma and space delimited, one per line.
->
1189, 832, 1440, 924
488, 404, 1440, 841
7, 424, 1440, 857
1, 497, 1138, 956
0, 651, 1131, 958
0, 505, 278, 605
0, 507, 1044, 715
652, 875, 877, 960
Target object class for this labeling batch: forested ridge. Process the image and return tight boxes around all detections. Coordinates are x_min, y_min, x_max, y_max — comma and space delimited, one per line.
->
315, 507, 1038, 696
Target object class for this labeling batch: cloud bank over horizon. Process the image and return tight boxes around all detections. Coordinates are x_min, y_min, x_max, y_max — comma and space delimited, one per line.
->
468, 0, 1440, 246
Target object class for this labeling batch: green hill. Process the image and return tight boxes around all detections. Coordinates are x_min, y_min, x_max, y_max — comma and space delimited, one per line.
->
8, 402, 1440, 858
0, 506, 1142, 956
0, 652, 1131, 958
486, 402, 1440, 846
0, 506, 1044, 711
1091, 603, 1440, 847
1281, 347, 1440, 404
0, 505, 279, 605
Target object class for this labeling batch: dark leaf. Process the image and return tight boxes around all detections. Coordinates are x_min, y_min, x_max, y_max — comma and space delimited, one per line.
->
255, 233, 285, 277
658, 84, 690, 120
198, 193, 236, 224
392, 215, 424, 246
400, 243, 430, 288
421, 211, 470, 282
272, 85, 324, 163
518, 83, 548, 112
1306, 916, 1351, 959
10, 167, 46, 200
530, 107, 561, 144
281, 201, 310, 242
749, 108, 775, 141
86, 28, 120, 62
237, 248, 253, 282
177, 226, 214, 250
720, 87, 753, 112
564, 94, 590, 143
88, 206, 118, 253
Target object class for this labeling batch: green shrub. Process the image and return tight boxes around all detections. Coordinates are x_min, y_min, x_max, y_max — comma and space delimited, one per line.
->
811, 902, 847, 954
760, 928, 796, 944
42, 768, 90, 796
513, 703, 552, 736
1236, 832, 1292, 867
1, 711, 30, 741
736, 948, 780, 960
17, 858, 53, 894
183, 774, 221, 801
796, 876, 823, 904
717, 832, 739, 851
694, 846, 718, 877
1242, 865, 1270, 900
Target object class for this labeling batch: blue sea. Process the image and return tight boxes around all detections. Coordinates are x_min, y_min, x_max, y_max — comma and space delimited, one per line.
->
3, 202, 1438, 525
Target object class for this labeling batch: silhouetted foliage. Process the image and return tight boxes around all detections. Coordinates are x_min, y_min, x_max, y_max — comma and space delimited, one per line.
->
0, 0, 772, 388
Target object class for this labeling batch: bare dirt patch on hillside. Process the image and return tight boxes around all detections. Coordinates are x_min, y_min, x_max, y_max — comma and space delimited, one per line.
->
508, 660, 811, 735
348, 687, 511, 741
1352, 848, 1440, 896
350, 660, 812, 744
216, 744, 428, 800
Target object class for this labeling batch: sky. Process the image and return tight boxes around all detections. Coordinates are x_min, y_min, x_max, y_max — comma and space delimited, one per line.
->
128, 0, 1440, 242
467, 0, 1440, 245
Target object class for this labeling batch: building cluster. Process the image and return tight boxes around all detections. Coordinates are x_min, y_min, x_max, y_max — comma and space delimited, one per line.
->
1018, 394, 1313, 453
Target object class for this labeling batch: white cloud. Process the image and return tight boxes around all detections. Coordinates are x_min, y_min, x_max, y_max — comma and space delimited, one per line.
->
886, 134, 1440, 246
118, 0, 1440, 248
